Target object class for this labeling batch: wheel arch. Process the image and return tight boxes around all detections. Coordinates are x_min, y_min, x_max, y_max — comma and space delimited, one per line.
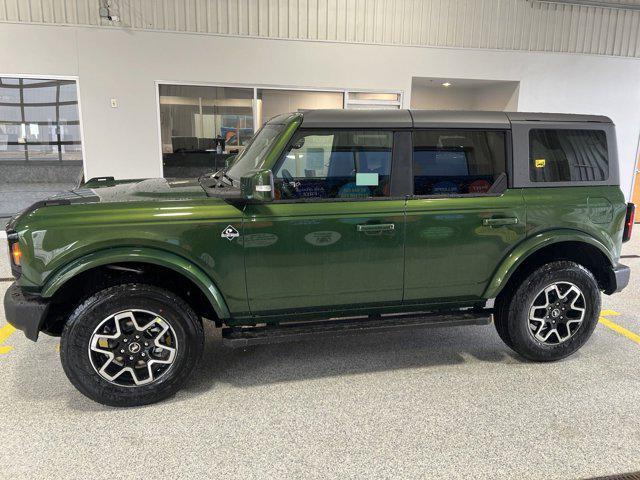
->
41, 247, 231, 321
484, 230, 616, 302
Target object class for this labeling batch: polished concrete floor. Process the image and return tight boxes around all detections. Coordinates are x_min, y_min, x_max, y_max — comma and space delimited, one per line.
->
0, 232, 639, 479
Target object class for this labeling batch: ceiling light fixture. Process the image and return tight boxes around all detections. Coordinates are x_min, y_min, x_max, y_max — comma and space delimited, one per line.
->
442, 82, 452, 87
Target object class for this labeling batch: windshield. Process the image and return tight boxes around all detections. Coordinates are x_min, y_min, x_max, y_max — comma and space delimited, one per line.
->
227, 124, 285, 181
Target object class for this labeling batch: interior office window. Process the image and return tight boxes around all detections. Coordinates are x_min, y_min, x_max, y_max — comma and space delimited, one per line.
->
158, 85, 254, 178
256, 89, 343, 126
529, 129, 608, 182
344, 91, 402, 110
413, 130, 507, 196
0, 77, 83, 219
274, 130, 393, 200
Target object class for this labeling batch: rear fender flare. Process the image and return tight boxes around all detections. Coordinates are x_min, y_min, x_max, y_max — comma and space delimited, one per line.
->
483, 229, 614, 300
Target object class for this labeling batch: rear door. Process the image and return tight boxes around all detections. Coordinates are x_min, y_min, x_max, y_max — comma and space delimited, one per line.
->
242, 129, 406, 315
404, 128, 526, 303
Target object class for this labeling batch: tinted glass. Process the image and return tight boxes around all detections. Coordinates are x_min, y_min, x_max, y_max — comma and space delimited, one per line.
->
529, 129, 608, 182
413, 130, 507, 195
274, 130, 393, 200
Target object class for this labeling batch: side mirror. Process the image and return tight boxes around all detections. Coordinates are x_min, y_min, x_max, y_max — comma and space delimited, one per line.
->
241, 170, 274, 202
224, 154, 237, 169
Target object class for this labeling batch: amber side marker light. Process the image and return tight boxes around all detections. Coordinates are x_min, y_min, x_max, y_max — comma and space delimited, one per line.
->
10, 242, 22, 266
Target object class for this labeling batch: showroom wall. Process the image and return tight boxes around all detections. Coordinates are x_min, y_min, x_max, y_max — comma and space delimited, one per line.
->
410, 79, 520, 111
1, 22, 639, 197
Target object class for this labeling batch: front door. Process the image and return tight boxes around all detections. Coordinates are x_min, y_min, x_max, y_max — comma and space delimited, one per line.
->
243, 129, 405, 315
403, 128, 526, 303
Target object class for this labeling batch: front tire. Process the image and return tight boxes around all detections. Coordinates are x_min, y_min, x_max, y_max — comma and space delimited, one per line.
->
60, 283, 204, 407
494, 261, 600, 362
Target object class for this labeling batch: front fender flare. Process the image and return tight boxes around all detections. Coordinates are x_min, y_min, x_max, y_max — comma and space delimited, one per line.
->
483, 229, 614, 300
40, 247, 231, 319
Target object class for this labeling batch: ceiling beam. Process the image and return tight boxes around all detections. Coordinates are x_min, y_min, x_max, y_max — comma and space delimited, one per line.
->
533, 0, 640, 10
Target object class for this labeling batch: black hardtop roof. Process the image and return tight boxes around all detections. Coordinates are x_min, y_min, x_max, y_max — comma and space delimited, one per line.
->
296, 109, 613, 128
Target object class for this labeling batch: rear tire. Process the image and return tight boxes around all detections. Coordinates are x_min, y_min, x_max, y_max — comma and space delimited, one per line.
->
60, 283, 204, 407
494, 261, 600, 362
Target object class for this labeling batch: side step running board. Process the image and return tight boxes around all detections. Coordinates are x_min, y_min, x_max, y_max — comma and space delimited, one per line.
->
222, 311, 492, 347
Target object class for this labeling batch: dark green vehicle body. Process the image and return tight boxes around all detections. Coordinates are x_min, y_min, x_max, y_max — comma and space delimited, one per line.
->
4, 110, 631, 342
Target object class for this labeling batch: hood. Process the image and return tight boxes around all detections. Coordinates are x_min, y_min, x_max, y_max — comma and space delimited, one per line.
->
51, 178, 207, 205
5, 178, 208, 232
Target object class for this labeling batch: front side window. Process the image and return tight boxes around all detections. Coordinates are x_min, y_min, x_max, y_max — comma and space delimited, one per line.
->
413, 130, 507, 196
529, 129, 608, 182
273, 130, 393, 200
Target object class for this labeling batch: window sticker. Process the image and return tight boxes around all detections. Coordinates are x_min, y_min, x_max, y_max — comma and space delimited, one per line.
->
356, 172, 379, 186
534, 159, 546, 168
432, 180, 459, 195
468, 179, 491, 194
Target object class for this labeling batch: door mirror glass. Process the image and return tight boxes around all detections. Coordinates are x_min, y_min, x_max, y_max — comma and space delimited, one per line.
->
241, 170, 274, 202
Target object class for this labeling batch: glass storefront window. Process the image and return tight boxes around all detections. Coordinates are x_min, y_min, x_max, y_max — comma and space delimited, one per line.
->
344, 91, 402, 110
157, 84, 402, 179
348, 92, 401, 102
159, 84, 254, 178
256, 89, 344, 126
0, 77, 83, 219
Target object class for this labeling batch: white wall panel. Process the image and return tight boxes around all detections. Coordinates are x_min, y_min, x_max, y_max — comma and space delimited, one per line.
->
3, 0, 640, 57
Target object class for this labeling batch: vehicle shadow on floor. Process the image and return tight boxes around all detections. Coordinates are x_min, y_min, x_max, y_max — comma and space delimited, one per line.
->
11, 322, 535, 411
180, 323, 522, 397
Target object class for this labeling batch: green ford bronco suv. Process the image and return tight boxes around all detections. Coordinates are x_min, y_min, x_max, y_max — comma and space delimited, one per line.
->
4, 110, 634, 406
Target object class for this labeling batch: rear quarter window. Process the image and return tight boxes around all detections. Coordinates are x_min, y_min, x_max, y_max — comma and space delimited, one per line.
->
529, 129, 609, 182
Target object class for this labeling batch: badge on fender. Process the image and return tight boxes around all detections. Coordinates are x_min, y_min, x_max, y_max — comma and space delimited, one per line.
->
221, 225, 240, 241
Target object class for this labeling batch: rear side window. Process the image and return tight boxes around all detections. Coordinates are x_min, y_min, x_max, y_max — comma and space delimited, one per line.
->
529, 129, 608, 182
412, 130, 507, 196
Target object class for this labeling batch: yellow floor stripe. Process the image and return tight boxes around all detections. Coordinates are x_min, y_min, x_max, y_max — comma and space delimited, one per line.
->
0, 324, 15, 342
0, 324, 16, 355
599, 310, 640, 345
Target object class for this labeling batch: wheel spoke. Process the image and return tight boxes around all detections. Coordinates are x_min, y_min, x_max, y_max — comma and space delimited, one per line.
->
529, 309, 547, 321
536, 326, 556, 342
138, 316, 177, 363
545, 285, 560, 306
99, 360, 131, 383
555, 326, 570, 342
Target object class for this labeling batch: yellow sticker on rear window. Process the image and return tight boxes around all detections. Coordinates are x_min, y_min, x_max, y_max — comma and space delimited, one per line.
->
534, 159, 546, 168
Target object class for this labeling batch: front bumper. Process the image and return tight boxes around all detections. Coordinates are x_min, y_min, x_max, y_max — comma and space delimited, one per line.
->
611, 263, 631, 293
3, 283, 50, 341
